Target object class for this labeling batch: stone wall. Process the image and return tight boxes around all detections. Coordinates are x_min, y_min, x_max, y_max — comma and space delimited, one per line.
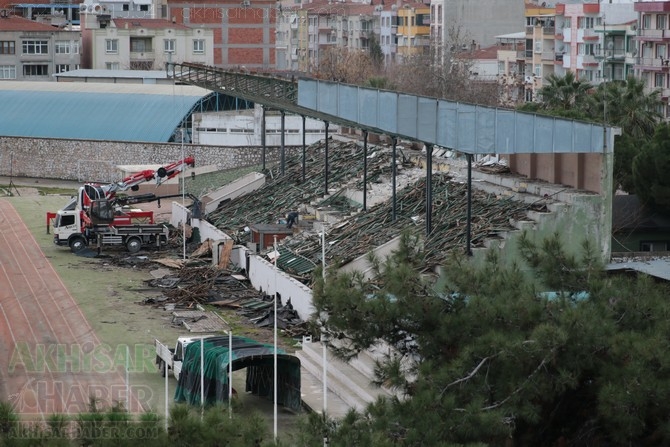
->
0, 136, 298, 182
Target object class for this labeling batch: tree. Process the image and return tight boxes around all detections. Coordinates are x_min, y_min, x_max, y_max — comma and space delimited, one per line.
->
591, 76, 663, 142
312, 47, 375, 84
519, 71, 593, 119
310, 231, 670, 446
633, 123, 670, 214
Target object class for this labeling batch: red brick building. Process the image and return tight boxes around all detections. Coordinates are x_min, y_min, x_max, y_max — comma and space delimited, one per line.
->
167, 0, 276, 69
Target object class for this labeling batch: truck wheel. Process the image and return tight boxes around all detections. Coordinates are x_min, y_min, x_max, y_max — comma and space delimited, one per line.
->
126, 237, 142, 254
69, 236, 87, 253
159, 360, 167, 377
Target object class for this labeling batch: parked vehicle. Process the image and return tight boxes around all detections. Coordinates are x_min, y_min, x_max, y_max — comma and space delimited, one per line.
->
47, 157, 197, 253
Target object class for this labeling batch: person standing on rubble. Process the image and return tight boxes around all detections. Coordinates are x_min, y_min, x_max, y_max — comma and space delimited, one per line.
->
286, 210, 299, 229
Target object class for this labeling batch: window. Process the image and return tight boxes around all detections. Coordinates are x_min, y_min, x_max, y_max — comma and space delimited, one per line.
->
0, 65, 16, 79
640, 241, 669, 252
579, 70, 594, 81
579, 17, 594, 29
106, 62, 120, 70
656, 44, 667, 59
193, 39, 204, 54
55, 41, 71, 54
55, 64, 70, 73
106, 39, 118, 54
22, 40, 48, 55
164, 39, 175, 53
139, 4, 148, 11
643, 14, 651, 30
564, 18, 571, 28
130, 38, 151, 52
657, 14, 667, 30
655, 73, 665, 88
578, 43, 595, 55
122, 3, 129, 11
23, 65, 48, 76
0, 41, 15, 55
534, 64, 541, 77
183, 7, 189, 21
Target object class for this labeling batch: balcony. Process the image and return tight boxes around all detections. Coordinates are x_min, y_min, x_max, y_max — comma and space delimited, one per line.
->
638, 28, 670, 40
580, 54, 598, 66
581, 28, 599, 40
636, 57, 670, 69
541, 50, 555, 61
130, 51, 154, 60
542, 26, 555, 35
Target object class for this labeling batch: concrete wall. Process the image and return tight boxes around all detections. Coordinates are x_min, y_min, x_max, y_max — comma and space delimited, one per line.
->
0, 136, 297, 183
508, 153, 605, 195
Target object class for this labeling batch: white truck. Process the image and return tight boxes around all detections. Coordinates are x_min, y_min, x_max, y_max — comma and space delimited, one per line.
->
155, 335, 216, 380
47, 157, 197, 254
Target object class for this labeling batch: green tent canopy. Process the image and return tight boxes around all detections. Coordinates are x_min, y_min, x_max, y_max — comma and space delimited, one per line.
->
174, 335, 302, 412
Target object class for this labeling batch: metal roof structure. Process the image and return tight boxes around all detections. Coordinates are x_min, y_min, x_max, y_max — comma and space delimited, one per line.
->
607, 259, 670, 282
169, 62, 613, 155
0, 81, 211, 142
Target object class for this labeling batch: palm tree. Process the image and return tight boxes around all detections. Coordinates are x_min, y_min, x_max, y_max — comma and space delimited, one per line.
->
591, 76, 663, 141
537, 71, 594, 112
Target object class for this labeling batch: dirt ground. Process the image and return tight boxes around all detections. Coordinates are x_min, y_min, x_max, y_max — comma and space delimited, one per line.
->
1, 188, 301, 434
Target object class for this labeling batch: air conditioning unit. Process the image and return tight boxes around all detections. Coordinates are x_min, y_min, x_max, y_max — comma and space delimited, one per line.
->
374, 5, 382, 12
79, 3, 87, 13
241, 0, 250, 7
631, 23, 638, 31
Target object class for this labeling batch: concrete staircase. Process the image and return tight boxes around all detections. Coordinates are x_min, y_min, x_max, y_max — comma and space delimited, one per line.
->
297, 340, 396, 419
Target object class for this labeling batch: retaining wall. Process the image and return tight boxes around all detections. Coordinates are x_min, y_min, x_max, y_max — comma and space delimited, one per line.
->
0, 136, 298, 182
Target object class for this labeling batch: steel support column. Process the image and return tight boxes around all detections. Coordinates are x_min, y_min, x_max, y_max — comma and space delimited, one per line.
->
466, 153, 473, 256
324, 121, 329, 195
363, 130, 368, 211
425, 144, 433, 236
261, 106, 266, 171
392, 137, 397, 222
302, 115, 306, 183
281, 110, 286, 176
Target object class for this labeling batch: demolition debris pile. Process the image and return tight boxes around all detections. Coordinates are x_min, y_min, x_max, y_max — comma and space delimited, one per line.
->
144, 264, 307, 337
207, 140, 406, 243
285, 173, 530, 273
207, 139, 534, 276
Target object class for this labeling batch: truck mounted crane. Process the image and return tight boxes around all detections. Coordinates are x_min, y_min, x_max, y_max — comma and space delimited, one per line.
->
47, 157, 198, 253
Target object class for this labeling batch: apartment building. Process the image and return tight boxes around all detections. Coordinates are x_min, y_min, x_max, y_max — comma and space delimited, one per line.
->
276, 1, 391, 73
396, 3, 430, 62
519, 0, 635, 102
167, 0, 276, 69
524, 1, 557, 101
496, 32, 526, 106
634, 0, 670, 114
439, 0, 526, 48
80, 12, 214, 70
0, 13, 81, 80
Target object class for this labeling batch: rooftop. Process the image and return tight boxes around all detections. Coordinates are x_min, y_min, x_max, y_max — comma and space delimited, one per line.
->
0, 81, 210, 142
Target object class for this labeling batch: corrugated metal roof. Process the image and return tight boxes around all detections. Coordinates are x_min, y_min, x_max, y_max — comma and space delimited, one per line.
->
0, 81, 210, 142
607, 258, 670, 281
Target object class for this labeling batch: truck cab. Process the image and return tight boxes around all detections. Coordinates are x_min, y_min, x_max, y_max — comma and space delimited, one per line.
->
156, 335, 217, 380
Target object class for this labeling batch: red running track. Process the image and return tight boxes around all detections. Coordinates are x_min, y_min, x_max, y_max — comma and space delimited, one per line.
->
0, 199, 144, 416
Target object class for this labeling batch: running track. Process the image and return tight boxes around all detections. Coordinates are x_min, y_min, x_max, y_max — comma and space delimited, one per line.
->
0, 199, 142, 416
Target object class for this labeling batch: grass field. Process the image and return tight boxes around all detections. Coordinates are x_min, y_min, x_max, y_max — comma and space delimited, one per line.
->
4, 191, 302, 438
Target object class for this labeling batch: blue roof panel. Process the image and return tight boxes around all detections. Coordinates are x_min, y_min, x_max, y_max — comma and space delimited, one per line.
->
0, 89, 206, 142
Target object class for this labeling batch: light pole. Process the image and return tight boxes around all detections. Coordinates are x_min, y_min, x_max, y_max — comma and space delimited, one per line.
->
273, 235, 279, 442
